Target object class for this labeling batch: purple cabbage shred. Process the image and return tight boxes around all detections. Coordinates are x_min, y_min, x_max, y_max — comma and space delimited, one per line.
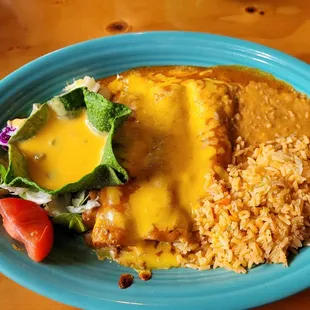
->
0, 124, 16, 149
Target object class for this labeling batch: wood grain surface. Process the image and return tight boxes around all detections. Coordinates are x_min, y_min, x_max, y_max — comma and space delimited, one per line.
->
0, 0, 309, 309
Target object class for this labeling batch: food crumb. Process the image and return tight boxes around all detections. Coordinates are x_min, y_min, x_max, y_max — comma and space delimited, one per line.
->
118, 273, 134, 289
138, 270, 152, 281
12, 244, 23, 251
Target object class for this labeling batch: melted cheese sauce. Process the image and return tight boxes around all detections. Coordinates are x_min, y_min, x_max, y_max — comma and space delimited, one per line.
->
93, 68, 234, 270
112, 74, 218, 232
17, 108, 106, 190
117, 242, 179, 270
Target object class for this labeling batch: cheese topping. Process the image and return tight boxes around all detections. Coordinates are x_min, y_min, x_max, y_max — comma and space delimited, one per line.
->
93, 70, 233, 269
17, 108, 107, 190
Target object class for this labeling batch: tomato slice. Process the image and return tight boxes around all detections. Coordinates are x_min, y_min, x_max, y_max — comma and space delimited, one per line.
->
0, 198, 54, 262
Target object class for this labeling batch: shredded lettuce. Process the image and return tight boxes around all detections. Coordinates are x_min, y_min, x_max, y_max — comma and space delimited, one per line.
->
67, 198, 100, 214
65, 190, 100, 214
64, 76, 101, 94
71, 191, 87, 207
48, 187, 91, 233
44, 193, 72, 217
44, 191, 99, 232
0, 185, 52, 204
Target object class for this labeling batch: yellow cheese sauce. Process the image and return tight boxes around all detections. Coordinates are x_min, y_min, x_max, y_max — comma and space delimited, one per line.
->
92, 67, 234, 270
16, 108, 107, 190
116, 242, 179, 270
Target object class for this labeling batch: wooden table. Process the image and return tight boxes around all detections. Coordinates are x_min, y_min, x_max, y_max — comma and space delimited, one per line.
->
0, 0, 309, 309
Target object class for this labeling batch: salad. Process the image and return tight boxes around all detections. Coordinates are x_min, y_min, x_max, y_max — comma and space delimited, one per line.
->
0, 76, 131, 261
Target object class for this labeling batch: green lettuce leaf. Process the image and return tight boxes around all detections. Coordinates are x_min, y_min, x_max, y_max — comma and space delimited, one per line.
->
9, 104, 49, 143
52, 213, 87, 233
45, 193, 72, 216
72, 191, 87, 208
0, 164, 7, 183
1, 87, 131, 194
84, 89, 131, 132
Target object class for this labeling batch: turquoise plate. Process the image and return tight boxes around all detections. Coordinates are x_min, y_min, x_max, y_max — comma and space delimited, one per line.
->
0, 32, 309, 310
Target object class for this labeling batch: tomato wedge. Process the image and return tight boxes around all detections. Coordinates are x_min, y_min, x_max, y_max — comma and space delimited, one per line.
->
0, 198, 54, 262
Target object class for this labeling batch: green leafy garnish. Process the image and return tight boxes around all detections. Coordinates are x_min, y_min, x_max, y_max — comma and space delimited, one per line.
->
0, 87, 131, 194
9, 104, 49, 143
72, 191, 88, 208
57, 87, 85, 111
0, 163, 7, 183
52, 213, 87, 233
45, 193, 72, 216
84, 89, 131, 132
